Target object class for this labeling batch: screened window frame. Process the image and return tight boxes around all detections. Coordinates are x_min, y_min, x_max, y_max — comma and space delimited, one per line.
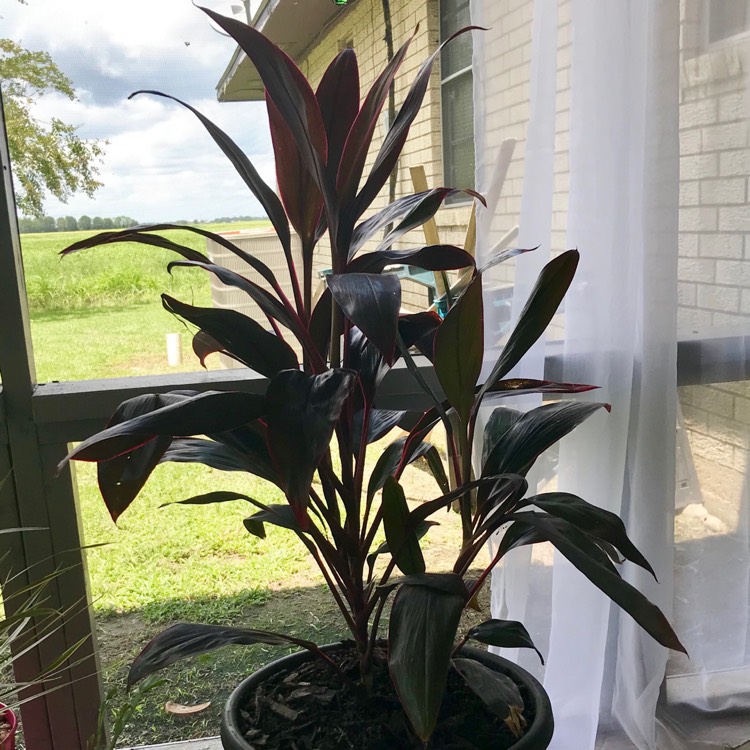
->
704, 0, 750, 45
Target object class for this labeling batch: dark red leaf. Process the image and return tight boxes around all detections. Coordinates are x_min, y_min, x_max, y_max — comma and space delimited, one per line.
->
200, 8, 331, 204
267, 96, 323, 248
327, 273, 401, 364
65, 391, 265, 465
433, 275, 484, 424
479, 250, 579, 399
163, 294, 299, 377
354, 26, 483, 220
264, 369, 356, 527
128, 92, 292, 258
316, 48, 360, 184
388, 572, 466, 742
336, 31, 414, 211
347, 244, 475, 275
382, 477, 425, 575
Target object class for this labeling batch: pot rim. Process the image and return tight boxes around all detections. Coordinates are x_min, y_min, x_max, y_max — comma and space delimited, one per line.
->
220, 642, 553, 750
0, 703, 17, 734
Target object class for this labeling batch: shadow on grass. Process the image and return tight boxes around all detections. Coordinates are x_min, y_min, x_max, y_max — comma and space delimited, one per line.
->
94, 582, 352, 747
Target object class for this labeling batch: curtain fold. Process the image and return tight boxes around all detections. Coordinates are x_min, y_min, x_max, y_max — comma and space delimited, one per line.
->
472, 1, 750, 747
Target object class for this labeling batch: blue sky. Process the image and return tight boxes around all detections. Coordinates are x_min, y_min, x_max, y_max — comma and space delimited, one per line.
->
4, 0, 274, 222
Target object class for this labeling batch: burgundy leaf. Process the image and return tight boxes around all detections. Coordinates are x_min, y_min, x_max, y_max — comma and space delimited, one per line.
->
336, 30, 414, 211
354, 26, 483, 220
316, 48, 360, 183
347, 244, 475, 275
64, 391, 265, 465
128, 92, 291, 258
328, 273, 401, 364
382, 477, 425, 575
192, 330, 223, 368
479, 249, 579, 399
267, 96, 323, 248
388, 572, 467, 742
398, 311, 441, 361
433, 275, 484, 424
96, 394, 180, 522
264, 369, 356, 527
128, 623, 315, 687
163, 294, 299, 377
200, 8, 329, 200
375, 188, 485, 253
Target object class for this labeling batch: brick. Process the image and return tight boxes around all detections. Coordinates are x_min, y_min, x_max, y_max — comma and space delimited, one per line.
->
679, 128, 701, 155
680, 181, 700, 206
700, 177, 746, 205
699, 233, 743, 258
678, 282, 696, 306
696, 284, 739, 312
690, 431, 735, 468
679, 232, 699, 257
718, 91, 746, 121
715, 259, 750, 285
719, 149, 750, 176
679, 98, 718, 128
681, 152, 719, 179
691, 385, 735, 419
679, 206, 717, 231
740, 288, 750, 315
719, 206, 750, 232
677, 257, 715, 282
702, 121, 749, 152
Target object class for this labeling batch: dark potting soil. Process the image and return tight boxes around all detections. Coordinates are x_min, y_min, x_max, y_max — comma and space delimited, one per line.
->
236, 643, 534, 749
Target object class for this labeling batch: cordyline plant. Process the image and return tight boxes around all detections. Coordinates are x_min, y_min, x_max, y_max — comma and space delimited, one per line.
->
59, 8, 685, 744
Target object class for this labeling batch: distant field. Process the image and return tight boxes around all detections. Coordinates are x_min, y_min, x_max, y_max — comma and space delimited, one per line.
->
21, 220, 270, 312
22, 221, 270, 382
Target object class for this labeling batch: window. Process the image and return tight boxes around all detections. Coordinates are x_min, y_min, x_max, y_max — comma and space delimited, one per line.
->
440, 0, 474, 197
707, 0, 750, 43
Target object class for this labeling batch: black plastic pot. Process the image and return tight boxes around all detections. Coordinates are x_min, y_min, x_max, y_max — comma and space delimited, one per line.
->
221, 644, 553, 749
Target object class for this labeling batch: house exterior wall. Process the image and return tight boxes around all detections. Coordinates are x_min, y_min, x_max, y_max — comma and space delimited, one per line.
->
675, 0, 750, 528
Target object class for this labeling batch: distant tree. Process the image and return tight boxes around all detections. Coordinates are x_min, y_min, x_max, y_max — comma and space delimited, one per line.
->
40, 215, 55, 232
91, 216, 103, 230
18, 216, 33, 233
64, 215, 77, 231
78, 215, 91, 230
55, 216, 66, 232
101, 217, 114, 229
0, 38, 106, 218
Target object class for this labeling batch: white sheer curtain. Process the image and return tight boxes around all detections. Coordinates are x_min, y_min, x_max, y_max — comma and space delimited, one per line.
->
473, 1, 750, 748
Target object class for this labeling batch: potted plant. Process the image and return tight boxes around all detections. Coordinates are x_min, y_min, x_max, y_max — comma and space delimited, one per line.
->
60, 8, 684, 748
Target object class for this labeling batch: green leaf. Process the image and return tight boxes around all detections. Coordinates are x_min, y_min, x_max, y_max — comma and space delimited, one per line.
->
388, 573, 466, 742
433, 274, 484, 424
479, 249, 579, 399
382, 477, 425, 575
466, 619, 544, 664
452, 657, 526, 738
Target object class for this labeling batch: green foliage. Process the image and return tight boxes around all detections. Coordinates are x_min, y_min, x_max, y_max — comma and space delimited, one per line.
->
0, 38, 106, 218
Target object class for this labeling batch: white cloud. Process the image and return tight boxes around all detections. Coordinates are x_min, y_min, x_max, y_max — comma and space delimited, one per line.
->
4, 0, 275, 222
